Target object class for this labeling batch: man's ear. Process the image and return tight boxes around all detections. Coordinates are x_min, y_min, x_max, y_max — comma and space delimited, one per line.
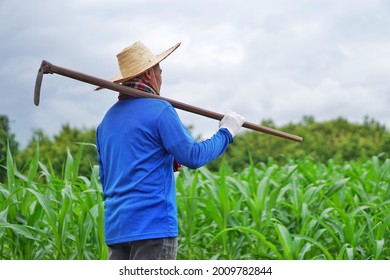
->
145, 69, 153, 79
140, 69, 152, 82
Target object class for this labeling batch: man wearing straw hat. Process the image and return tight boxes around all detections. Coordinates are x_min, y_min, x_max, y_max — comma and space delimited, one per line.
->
96, 41, 245, 260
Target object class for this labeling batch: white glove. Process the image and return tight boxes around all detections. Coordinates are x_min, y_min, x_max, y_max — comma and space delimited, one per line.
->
219, 110, 246, 137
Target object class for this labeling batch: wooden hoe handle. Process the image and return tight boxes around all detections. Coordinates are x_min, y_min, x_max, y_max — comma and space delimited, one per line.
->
34, 60, 303, 142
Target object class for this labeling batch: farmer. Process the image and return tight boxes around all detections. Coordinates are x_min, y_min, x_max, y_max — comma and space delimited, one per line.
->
96, 41, 245, 260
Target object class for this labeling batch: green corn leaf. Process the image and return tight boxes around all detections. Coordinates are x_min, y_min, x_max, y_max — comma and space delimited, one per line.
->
0, 222, 39, 241
326, 178, 350, 196
275, 223, 293, 259
27, 143, 40, 182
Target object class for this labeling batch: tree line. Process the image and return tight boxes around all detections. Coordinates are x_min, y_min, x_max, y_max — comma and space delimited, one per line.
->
208, 115, 390, 171
1, 114, 390, 181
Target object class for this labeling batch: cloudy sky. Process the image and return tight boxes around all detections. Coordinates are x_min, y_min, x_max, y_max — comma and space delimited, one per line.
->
1, 0, 390, 147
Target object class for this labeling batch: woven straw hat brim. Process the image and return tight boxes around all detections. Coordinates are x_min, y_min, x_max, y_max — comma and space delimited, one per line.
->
95, 42, 180, 91
114, 42, 180, 84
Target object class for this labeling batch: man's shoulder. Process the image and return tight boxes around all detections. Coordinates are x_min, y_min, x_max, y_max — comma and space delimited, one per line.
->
140, 98, 173, 112
144, 97, 171, 106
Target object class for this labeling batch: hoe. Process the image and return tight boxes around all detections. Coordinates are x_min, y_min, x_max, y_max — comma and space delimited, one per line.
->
34, 60, 303, 143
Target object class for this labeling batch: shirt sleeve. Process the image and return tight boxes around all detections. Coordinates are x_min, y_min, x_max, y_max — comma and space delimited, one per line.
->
157, 105, 233, 169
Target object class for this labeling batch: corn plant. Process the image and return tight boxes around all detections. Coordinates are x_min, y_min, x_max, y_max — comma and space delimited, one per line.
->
177, 158, 390, 260
0, 143, 389, 260
0, 144, 107, 259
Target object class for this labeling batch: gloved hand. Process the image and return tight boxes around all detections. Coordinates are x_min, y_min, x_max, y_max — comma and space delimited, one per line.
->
219, 110, 246, 137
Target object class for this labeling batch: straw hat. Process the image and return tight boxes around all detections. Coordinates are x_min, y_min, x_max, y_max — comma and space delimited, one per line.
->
96, 41, 180, 90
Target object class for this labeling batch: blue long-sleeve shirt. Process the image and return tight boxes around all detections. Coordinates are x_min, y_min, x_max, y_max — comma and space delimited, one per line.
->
96, 97, 233, 245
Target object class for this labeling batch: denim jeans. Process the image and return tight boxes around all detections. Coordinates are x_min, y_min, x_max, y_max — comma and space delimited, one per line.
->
108, 237, 178, 260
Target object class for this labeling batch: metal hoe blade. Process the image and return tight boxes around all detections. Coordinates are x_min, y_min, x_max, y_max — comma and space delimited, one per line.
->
34, 60, 52, 106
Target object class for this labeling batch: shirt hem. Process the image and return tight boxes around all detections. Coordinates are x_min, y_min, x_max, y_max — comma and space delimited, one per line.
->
106, 232, 179, 245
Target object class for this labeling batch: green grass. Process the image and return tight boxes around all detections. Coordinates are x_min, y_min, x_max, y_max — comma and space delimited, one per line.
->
1, 144, 389, 259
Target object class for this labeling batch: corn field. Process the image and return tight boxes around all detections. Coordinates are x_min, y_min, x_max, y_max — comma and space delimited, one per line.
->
1, 144, 389, 259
